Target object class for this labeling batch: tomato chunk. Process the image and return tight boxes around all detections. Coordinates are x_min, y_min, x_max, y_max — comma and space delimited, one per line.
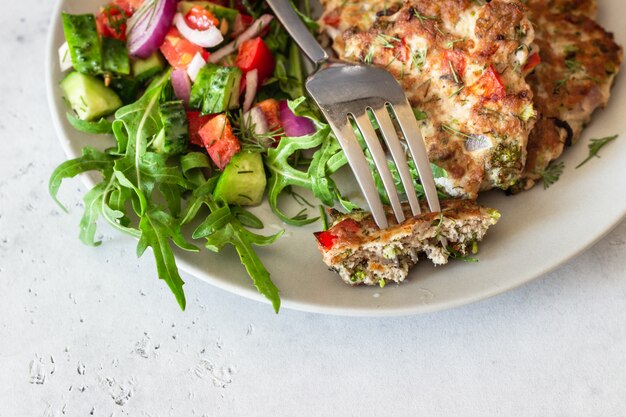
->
523, 52, 541, 74
160, 27, 210, 70
185, 5, 219, 31
235, 37, 276, 85
314, 230, 337, 251
445, 50, 467, 81
96, 0, 138, 41
314, 219, 362, 251
322, 9, 341, 28
187, 111, 215, 147
255, 98, 282, 132
470, 65, 506, 100
199, 114, 241, 170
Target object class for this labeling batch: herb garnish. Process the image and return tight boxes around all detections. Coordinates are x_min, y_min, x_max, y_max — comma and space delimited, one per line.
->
536, 161, 565, 189
576, 135, 619, 168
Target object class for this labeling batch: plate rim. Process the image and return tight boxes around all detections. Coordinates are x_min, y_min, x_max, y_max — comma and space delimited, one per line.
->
45, 0, 626, 317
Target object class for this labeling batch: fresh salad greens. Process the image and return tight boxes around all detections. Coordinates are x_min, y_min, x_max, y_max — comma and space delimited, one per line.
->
51, 0, 440, 312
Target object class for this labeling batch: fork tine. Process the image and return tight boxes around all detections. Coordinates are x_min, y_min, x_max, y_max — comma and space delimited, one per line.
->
353, 111, 406, 224
325, 116, 389, 229
390, 102, 441, 213
372, 105, 422, 217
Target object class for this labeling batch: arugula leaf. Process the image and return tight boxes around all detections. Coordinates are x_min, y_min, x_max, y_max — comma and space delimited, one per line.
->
194, 199, 283, 312
49, 147, 115, 211
265, 97, 353, 224
576, 135, 619, 169
112, 72, 170, 213
79, 182, 109, 246
137, 207, 191, 310
66, 113, 114, 134
180, 154, 283, 311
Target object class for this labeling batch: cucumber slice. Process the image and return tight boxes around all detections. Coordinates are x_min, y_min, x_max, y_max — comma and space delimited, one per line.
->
189, 64, 242, 114
102, 37, 130, 75
152, 101, 189, 156
61, 13, 103, 75
214, 152, 267, 206
132, 52, 165, 82
60, 72, 122, 121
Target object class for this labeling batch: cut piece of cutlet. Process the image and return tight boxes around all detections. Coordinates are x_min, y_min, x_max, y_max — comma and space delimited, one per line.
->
314, 200, 500, 286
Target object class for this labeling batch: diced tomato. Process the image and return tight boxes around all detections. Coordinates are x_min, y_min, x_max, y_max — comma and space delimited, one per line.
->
445, 49, 466, 81
322, 9, 341, 28
523, 52, 541, 74
314, 219, 362, 251
395, 38, 411, 63
470, 65, 506, 100
235, 37, 276, 84
199, 114, 241, 170
187, 111, 215, 147
232, 13, 254, 38
160, 27, 210, 70
185, 5, 219, 31
314, 230, 337, 251
96, 0, 139, 41
255, 98, 282, 132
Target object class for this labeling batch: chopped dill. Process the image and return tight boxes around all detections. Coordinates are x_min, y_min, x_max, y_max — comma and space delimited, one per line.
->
576, 135, 619, 168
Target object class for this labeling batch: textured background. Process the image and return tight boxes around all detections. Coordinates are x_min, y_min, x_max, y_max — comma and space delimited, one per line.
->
1, 1, 626, 416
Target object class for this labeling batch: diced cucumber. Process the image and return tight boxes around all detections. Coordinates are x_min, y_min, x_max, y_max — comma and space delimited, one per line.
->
61, 13, 102, 75
178, 1, 238, 27
60, 72, 122, 121
108, 76, 142, 104
102, 37, 130, 75
214, 152, 267, 206
152, 101, 189, 156
189, 64, 242, 114
132, 52, 165, 82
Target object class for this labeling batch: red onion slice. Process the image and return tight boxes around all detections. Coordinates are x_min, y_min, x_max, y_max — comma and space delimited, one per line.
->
186, 52, 206, 82
127, 0, 178, 58
171, 69, 191, 106
243, 69, 258, 113
209, 14, 273, 64
279, 100, 316, 137
243, 107, 269, 135
173, 13, 223, 48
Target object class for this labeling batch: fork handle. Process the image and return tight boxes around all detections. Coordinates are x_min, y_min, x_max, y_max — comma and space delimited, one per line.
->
265, 0, 329, 65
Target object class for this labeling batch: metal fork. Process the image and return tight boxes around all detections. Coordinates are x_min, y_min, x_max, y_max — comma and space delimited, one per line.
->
266, 0, 441, 228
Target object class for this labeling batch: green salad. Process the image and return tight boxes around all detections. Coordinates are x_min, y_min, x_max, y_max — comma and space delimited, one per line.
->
51, 0, 441, 312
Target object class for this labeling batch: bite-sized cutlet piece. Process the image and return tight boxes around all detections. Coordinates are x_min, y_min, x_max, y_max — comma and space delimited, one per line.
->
314, 200, 500, 286
512, 11, 623, 192
338, 1, 537, 199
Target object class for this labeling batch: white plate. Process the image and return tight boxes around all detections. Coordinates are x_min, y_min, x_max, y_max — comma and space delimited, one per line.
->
46, 0, 626, 316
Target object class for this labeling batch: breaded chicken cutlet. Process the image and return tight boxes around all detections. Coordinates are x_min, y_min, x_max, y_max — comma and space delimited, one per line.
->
315, 200, 500, 286
323, 0, 538, 199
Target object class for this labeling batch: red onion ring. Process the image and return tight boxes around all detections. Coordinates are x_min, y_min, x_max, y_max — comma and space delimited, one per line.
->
171, 69, 191, 106
279, 100, 316, 137
127, 0, 178, 58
